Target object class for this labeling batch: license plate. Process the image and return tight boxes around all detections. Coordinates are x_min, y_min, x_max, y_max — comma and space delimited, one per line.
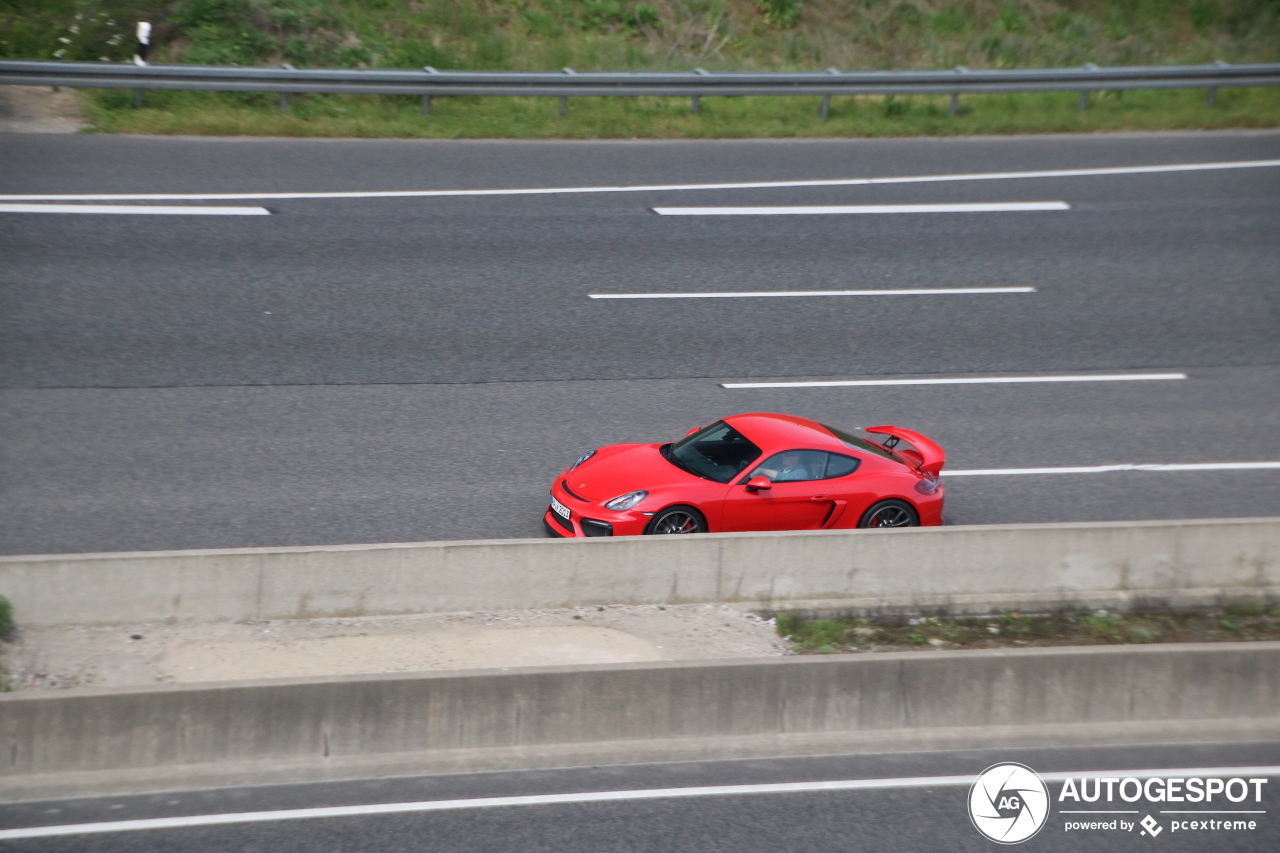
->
550, 497, 571, 520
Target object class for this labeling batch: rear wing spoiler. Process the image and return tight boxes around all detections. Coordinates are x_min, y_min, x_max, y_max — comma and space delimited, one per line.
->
865, 425, 946, 477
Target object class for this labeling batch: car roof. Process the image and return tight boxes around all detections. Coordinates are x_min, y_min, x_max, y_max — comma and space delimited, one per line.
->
722, 413, 850, 454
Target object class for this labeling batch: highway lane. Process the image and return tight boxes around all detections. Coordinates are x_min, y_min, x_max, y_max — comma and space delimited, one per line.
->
4, 368, 1279, 552
2, 742, 1276, 851
1, 130, 1278, 554
4, 150, 1279, 388
2, 129, 1278, 196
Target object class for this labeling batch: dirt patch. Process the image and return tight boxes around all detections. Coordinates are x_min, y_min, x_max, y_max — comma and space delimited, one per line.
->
5, 604, 787, 690
0, 86, 87, 133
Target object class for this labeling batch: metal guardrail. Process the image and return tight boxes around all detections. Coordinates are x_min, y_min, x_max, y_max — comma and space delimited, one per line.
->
3, 58, 1277, 117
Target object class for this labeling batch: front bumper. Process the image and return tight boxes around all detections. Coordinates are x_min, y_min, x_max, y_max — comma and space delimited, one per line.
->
544, 480, 652, 538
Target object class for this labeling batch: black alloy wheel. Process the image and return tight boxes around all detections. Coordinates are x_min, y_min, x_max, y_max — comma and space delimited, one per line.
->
857, 499, 920, 529
645, 506, 707, 535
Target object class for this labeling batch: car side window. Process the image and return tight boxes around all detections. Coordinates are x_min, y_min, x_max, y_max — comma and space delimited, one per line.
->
748, 450, 827, 483
747, 450, 862, 483
823, 452, 861, 479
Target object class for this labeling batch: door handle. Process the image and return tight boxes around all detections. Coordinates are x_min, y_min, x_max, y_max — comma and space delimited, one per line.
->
810, 495, 829, 501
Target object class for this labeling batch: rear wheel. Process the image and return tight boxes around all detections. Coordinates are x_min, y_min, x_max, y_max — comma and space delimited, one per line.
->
645, 505, 707, 535
857, 499, 919, 529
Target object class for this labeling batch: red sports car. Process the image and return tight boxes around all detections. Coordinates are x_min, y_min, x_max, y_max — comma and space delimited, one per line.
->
544, 413, 944, 537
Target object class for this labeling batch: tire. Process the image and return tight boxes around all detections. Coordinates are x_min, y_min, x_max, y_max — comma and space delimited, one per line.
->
857, 499, 919, 529
644, 505, 708, 535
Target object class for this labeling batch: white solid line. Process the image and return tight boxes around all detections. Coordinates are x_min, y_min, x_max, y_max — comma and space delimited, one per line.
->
0, 204, 270, 215
0, 159, 1275, 202
3, 766, 1276, 840
721, 373, 1187, 389
653, 202, 1070, 215
1161, 811, 1267, 814
944, 461, 1280, 476
589, 287, 1036, 299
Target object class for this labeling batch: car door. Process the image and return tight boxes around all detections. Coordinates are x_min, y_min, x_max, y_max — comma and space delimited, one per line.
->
719, 450, 834, 532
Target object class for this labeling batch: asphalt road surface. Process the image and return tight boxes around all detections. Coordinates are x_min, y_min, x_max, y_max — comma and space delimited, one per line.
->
2, 130, 1279, 554
1, 742, 1276, 852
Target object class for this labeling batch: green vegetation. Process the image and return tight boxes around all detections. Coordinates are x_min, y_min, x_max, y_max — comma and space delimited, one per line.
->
0, 596, 13, 692
0, 596, 13, 642
6, 1, 1279, 70
776, 603, 1280, 654
80, 86, 1280, 136
4, 1, 1279, 136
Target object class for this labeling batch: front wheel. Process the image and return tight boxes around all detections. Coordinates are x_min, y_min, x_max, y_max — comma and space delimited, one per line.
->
645, 505, 707, 535
857, 499, 919, 529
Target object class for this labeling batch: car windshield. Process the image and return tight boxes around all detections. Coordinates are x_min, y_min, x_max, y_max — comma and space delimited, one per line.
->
821, 423, 901, 463
668, 421, 762, 483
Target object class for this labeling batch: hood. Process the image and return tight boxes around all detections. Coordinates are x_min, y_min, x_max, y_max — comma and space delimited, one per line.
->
564, 443, 693, 502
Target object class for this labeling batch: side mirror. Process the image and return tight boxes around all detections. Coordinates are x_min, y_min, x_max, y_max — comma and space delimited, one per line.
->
744, 476, 772, 492
685, 427, 700, 436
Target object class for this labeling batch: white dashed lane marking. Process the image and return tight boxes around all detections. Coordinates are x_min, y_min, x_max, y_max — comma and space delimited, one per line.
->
0, 204, 271, 215
946, 462, 1280, 476
589, 287, 1036, 299
721, 373, 1187, 389
653, 202, 1069, 215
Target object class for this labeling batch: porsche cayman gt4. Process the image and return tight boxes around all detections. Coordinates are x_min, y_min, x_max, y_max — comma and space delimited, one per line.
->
544, 413, 944, 538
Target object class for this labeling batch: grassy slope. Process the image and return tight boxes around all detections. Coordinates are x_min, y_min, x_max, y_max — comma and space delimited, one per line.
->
84, 87, 1280, 138
5, 0, 1280, 136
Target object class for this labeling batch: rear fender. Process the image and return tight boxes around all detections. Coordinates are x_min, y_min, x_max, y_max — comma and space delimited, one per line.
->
865, 425, 946, 477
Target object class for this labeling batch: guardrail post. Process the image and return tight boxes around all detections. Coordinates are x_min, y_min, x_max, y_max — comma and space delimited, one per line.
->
561, 68, 575, 116
1210, 59, 1227, 106
279, 64, 294, 112
422, 67, 440, 117
823, 68, 840, 121
133, 89, 143, 108
1079, 63, 1099, 111
952, 67, 968, 116
693, 68, 711, 114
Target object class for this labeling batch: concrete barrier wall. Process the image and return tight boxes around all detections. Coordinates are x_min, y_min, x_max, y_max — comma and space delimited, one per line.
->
1, 518, 1277, 626
1, 644, 1277, 799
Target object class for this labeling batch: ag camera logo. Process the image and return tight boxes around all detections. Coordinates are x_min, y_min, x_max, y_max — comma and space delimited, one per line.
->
969, 763, 1050, 844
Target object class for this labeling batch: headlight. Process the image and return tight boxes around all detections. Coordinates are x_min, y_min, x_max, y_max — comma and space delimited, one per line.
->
604, 490, 648, 511
568, 450, 596, 471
